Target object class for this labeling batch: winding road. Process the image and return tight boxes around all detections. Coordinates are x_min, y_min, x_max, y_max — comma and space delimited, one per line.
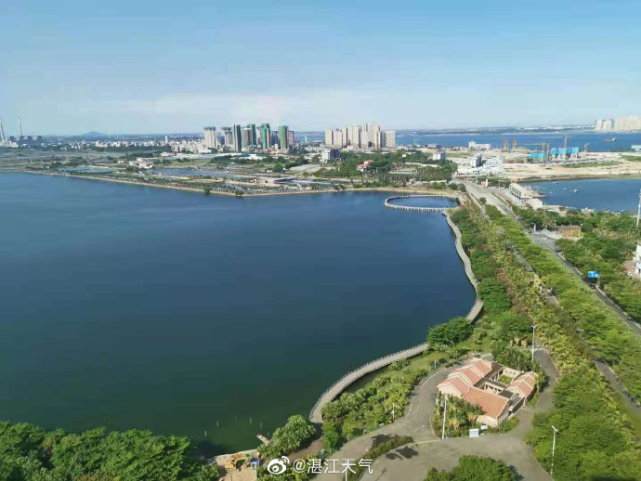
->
314, 351, 556, 481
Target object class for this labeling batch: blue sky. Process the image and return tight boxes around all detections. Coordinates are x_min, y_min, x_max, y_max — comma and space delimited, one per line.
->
1, 0, 640, 135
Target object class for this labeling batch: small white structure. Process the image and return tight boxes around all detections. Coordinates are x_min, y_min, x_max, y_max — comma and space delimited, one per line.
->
433, 150, 447, 161
128, 158, 154, 170
320, 148, 340, 164
634, 244, 641, 277
469, 141, 492, 151
470, 154, 483, 168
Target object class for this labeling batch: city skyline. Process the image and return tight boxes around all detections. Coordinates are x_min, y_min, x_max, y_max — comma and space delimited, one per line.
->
2, 1, 641, 135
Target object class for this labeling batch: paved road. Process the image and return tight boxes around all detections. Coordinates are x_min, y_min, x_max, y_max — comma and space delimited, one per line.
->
315, 351, 556, 481
464, 180, 641, 338
462, 181, 641, 412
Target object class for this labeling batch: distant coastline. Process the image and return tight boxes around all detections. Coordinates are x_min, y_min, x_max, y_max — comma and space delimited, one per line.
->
14, 168, 458, 198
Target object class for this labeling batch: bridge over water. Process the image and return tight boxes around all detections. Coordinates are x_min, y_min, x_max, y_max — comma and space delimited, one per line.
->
384, 194, 458, 213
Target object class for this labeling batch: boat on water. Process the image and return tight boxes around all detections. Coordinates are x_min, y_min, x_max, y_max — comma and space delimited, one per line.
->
602, 137, 617, 142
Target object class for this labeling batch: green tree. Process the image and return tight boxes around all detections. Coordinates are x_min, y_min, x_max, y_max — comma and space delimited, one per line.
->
425, 456, 516, 481
428, 317, 473, 347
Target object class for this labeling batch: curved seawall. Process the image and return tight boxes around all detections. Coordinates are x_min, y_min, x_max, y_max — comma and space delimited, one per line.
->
309, 207, 482, 423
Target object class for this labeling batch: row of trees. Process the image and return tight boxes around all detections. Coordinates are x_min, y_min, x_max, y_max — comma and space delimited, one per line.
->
452, 204, 641, 480
0, 422, 219, 481
484, 205, 641, 401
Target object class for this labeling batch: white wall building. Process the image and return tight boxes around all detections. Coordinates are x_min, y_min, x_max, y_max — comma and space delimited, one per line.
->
203, 127, 218, 149
595, 116, 641, 132
382, 130, 396, 148
469, 141, 492, 150
325, 123, 395, 149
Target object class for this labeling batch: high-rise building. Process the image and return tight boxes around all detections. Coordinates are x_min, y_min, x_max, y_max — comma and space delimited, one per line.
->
382, 130, 396, 148
367, 123, 381, 149
595, 116, 641, 132
232, 124, 242, 152
203, 127, 218, 149
287, 129, 295, 147
221, 127, 233, 148
614, 116, 641, 131
324, 129, 334, 146
247, 124, 257, 146
278, 125, 289, 150
259, 123, 271, 150
326, 123, 394, 149
242, 127, 251, 150
325, 128, 345, 148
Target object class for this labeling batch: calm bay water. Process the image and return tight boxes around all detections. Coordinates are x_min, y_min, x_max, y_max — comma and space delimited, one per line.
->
527, 178, 641, 212
0, 174, 474, 453
302, 131, 641, 152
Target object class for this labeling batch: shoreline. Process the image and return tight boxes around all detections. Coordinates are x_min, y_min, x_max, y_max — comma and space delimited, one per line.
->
520, 173, 641, 183
510, 172, 641, 183
308, 202, 482, 424
6, 168, 478, 454
12, 169, 460, 199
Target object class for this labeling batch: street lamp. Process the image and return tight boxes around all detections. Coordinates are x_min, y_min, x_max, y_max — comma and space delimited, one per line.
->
550, 425, 559, 478
531, 325, 537, 361
441, 395, 448, 440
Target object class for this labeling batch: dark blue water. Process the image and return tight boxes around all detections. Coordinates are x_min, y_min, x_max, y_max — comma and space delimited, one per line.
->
301, 131, 641, 152
527, 178, 641, 212
0, 174, 474, 453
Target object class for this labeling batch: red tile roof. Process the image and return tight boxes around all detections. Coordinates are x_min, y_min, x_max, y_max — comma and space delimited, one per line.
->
508, 372, 538, 398
437, 376, 472, 397
463, 387, 510, 419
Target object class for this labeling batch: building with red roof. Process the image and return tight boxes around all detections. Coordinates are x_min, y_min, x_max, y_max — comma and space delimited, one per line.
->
436, 357, 538, 427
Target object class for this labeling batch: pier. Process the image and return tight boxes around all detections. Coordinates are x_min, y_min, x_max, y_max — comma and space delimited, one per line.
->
384, 195, 456, 213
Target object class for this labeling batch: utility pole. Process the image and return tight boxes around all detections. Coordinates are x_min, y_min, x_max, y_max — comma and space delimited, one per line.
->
441, 395, 448, 440
636, 190, 641, 228
551, 425, 559, 478
531, 325, 537, 360
391, 402, 398, 422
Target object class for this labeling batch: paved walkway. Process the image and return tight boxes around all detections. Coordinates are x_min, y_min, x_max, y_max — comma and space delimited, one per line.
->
315, 351, 557, 481
309, 210, 483, 424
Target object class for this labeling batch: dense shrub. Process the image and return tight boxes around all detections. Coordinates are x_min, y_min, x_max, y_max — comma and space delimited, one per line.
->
0, 422, 218, 481
478, 278, 512, 314
428, 317, 473, 347
425, 456, 516, 481
260, 415, 315, 458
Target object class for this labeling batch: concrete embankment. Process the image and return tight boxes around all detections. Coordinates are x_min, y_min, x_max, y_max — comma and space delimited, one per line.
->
309, 206, 482, 424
